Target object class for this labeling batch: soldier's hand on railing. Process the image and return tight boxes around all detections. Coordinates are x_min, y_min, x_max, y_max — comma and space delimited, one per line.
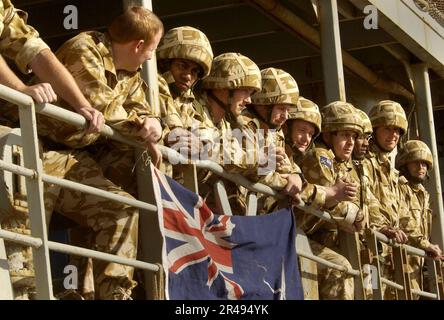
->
167, 128, 202, 158
380, 226, 409, 244
22, 83, 57, 104
136, 117, 162, 143
353, 210, 366, 232
147, 141, 162, 168
424, 244, 443, 260
77, 105, 105, 134
282, 173, 303, 198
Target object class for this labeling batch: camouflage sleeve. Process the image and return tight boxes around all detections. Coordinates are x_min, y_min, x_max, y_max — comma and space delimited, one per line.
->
300, 183, 327, 209
399, 184, 431, 249
157, 74, 184, 130
237, 123, 301, 190
0, 3, 49, 74
365, 158, 392, 229
300, 148, 335, 186
302, 148, 360, 226
109, 75, 161, 141
367, 189, 386, 230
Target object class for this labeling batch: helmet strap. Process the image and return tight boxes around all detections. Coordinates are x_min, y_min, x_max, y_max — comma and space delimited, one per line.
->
207, 90, 238, 125
250, 107, 278, 130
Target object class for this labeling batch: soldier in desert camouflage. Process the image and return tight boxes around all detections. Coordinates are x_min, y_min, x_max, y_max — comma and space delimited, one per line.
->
194, 53, 303, 214
0, 0, 103, 299
366, 100, 410, 299
396, 140, 443, 298
237, 67, 304, 214
38, 6, 164, 300
156, 26, 213, 178
299, 101, 365, 300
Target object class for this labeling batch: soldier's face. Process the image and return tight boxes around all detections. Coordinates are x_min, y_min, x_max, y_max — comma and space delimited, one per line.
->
375, 126, 400, 151
290, 120, 315, 152
170, 59, 201, 92
331, 130, 357, 161
230, 89, 254, 116
270, 104, 290, 127
353, 132, 372, 160
407, 161, 428, 181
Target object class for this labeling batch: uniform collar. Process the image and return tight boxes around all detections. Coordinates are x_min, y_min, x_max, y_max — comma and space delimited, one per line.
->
369, 143, 392, 164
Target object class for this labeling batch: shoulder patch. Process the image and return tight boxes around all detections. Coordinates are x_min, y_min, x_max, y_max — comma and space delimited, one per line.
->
320, 156, 333, 169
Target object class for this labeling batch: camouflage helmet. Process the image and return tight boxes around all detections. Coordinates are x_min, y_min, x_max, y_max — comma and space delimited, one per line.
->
356, 109, 373, 134
202, 53, 261, 92
368, 100, 408, 136
321, 101, 363, 134
157, 26, 214, 77
287, 96, 322, 136
396, 140, 433, 171
251, 68, 299, 106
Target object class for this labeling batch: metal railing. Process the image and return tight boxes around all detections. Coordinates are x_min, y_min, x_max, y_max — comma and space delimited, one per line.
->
365, 229, 443, 300
0, 83, 441, 300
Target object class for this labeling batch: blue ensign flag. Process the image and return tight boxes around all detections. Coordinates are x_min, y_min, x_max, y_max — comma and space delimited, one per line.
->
152, 167, 304, 300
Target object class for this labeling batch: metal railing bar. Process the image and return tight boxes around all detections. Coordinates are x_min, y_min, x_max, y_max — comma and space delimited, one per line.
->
0, 84, 33, 108
381, 277, 404, 290
42, 174, 157, 213
47, 241, 159, 272
411, 289, 438, 299
0, 160, 157, 213
0, 229, 43, 248
159, 145, 282, 197
0, 159, 35, 178
297, 250, 360, 276
34, 103, 141, 149
294, 203, 334, 223
374, 230, 431, 259
0, 229, 159, 272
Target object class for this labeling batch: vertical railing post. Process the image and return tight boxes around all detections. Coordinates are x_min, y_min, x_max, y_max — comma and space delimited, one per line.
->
365, 229, 383, 299
123, 0, 164, 300
0, 231, 14, 299
411, 63, 444, 251
182, 164, 199, 194
18, 100, 53, 299
338, 230, 366, 299
425, 258, 441, 300
392, 246, 412, 300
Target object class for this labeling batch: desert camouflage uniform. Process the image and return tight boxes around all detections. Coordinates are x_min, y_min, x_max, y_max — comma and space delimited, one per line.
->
353, 109, 381, 298
366, 100, 409, 299
196, 53, 298, 214
284, 97, 329, 212
396, 140, 434, 297
38, 31, 161, 299
0, 0, 50, 299
241, 68, 303, 214
298, 101, 364, 300
156, 26, 213, 178
192, 91, 264, 214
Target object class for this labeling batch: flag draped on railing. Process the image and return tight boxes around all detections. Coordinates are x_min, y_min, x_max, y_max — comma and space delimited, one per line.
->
152, 167, 304, 300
